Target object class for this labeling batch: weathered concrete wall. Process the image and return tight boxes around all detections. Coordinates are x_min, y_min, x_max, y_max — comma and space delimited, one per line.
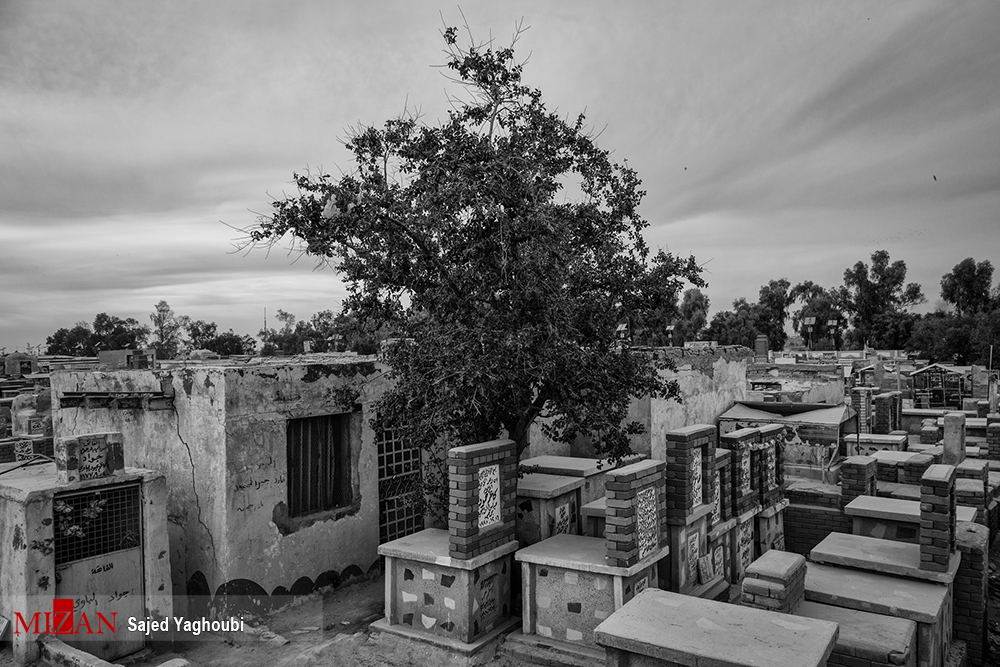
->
51, 358, 390, 615
644, 348, 752, 456
52, 368, 227, 615
0, 488, 51, 664
220, 361, 386, 606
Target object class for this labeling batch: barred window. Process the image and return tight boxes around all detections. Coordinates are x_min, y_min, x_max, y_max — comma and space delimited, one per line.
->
286, 414, 352, 517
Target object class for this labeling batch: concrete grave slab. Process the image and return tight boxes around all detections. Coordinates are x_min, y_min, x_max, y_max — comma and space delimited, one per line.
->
797, 600, 916, 667
810, 532, 959, 584
593, 589, 838, 667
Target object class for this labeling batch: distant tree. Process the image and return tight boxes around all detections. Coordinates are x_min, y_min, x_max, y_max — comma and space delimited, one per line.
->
241, 23, 704, 471
789, 282, 847, 350
704, 298, 759, 347
755, 279, 793, 352
672, 288, 710, 346
909, 312, 976, 364
182, 319, 219, 350
91, 313, 149, 352
842, 250, 924, 348
207, 330, 257, 356
46, 323, 95, 356
149, 301, 184, 359
45, 314, 149, 356
940, 258, 995, 316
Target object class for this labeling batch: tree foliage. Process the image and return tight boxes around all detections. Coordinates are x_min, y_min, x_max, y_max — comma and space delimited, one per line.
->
842, 250, 924, 348
672, 288, 710, 346
150, 301, 184, 360
789, 281, 847, 350
704, 298, 759, 348
46, 314, 149, 356
940, 258, 995, 316
243, 24, 703, 465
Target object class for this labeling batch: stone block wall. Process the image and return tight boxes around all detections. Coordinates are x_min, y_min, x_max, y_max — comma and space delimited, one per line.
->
448, 439, 517, 559
840, 456, 876, 510
876, 458, 899, 483
741, 550, 806, 614
955, 522, 988, 667
921, 422, 940, 445
852, 387, 874, 434
920, 464, 956, 573
604, 459, 667, 568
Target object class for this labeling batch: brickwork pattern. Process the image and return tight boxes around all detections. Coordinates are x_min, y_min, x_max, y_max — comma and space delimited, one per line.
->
757, 424, 785, 509
876, 458, 899, 484
741, 549, 806, 614
714, 449, 733, 523
852, 387, 873, 434
873, 393, 892, 435
976, 402, 989, 419
955, 461, 988, 525
721, 428, 760, 517
604, 459, 667, 567
840, 456, 877, 510
954, 522, 988, 667
663, 426, 716, 520
901, 454, 934, 486
920, 420, 941, 445
919, 464, 956, 573
448, 439, 517, 559
987, 423, 1000, 460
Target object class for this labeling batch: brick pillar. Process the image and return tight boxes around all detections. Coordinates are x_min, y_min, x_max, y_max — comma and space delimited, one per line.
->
741, 550, 806, 614
920, 464, 956, 573
721, 428, 761, 517
757, 424, 784, 509
943, 412, 967, 466
901, 454, 934, 485
892, 391, 903, 432
604, 459, 667, 567
873, 393, 892, 435
920, 423, 940, 445
956, 459, 989, 525
987, 422, 1000, 461
954, 522, 989, 667
840, 456, 876, 510
663, 425, 716, 520
851, 387, 873, 434
447, 439, 517, 559
976, 401, 989, 418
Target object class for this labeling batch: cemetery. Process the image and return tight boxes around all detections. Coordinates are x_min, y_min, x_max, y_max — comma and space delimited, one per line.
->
0, 348, 998, 667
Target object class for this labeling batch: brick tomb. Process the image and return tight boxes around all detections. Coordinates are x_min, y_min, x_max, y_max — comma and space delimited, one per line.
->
375, 439, 519, 651
514, 459, 670, 649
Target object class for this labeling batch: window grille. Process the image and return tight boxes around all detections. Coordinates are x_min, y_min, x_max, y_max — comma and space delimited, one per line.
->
54, 483, 142, 565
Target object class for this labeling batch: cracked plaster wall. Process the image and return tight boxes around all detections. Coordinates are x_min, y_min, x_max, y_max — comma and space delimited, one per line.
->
50, 360, 390, 615
51, 369, 227, 617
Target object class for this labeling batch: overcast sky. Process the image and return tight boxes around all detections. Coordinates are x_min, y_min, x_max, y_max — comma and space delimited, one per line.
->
2, 1, 998, 351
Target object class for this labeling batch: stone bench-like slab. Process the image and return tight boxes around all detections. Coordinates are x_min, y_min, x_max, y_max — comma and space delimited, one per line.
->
594, 589, 838, 667
809, 532, 959, 584
797, 600, 916, 667
844, 496, 976, 524
805, 562, 951, 667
